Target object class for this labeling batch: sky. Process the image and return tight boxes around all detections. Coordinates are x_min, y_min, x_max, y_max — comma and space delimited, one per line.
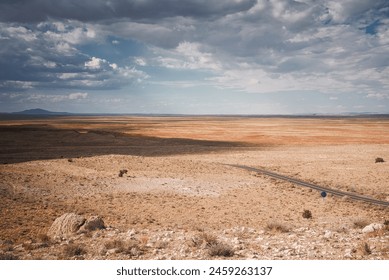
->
0, 0, 388, 114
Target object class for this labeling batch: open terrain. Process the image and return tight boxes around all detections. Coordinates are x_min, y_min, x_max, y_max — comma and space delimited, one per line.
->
0, 116, 388, 260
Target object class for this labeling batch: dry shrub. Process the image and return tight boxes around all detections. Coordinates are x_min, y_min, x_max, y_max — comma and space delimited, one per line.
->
375, 157, 385, 163
119, 169, 128, 177
365, 228, 386, 238
138, 235, 149, 247
357, 242, 372, 256
302, 210, 312, 219
192, 232, 218, 248
104, 239, 126, 252
37, 233, 51, 243
155, 240, 169, 249
353, 219, 370, 229
0, 252, 19, 260
266, 222, 290, 233
208, 243, 234, 257
125, 240, 144, 257
105, 239, 144, 257
62, 243, 86, 258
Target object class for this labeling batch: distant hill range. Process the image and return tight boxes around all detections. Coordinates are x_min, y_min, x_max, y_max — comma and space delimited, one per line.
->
12, 108, 72, 115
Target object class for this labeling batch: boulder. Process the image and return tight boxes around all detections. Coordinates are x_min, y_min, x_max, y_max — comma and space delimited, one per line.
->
79, 216, 105, 232
47, 213, 86, 240
362, 223, 384, 233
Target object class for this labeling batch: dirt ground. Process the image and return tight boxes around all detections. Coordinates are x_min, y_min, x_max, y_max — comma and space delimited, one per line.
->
0, 116, 388, 260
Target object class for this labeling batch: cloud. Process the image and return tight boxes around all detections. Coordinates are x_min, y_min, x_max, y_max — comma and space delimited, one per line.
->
0, 21, 148, 92
85, 57, 105, 70
68, 92, 88, 100
0, 0, 388, 109
153, 41, 221, 71
366, 93, 389, 100
0, 0, 256, 22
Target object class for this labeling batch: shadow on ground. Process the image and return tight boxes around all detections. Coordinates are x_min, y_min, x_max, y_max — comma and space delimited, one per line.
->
0, 125, 254, 164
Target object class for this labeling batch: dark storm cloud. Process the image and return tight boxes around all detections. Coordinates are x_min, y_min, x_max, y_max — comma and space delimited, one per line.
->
0, 0, 256, 22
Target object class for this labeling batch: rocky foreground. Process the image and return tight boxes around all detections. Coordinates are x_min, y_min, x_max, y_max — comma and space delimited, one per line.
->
1, 211, 388, 260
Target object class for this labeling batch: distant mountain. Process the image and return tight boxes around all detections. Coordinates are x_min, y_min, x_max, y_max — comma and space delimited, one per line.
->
12, 108, 71, 115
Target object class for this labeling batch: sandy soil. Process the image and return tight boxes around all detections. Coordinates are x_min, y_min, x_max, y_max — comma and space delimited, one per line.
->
0, 116, 388, 260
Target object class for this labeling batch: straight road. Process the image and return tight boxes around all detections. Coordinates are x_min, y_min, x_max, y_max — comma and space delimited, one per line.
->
228, 164, 389, 207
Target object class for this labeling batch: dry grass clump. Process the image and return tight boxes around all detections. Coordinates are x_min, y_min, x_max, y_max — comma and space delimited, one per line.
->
0, 252, 19, 260
37, 233, 51, 243
266, 222, 290, 233
208, 242, 235, 257
104, 239, 144, 257
357, 242, 372, 256
62, 243, 86, 258
119, 169, 128, 177
375, 157, 385, 163
353, 219, 370, 229
104, 239, 126, 253
126, 240, 144, 257
302, 209, 312, 219
192, 232, 219, 247
191, 232, 234, 257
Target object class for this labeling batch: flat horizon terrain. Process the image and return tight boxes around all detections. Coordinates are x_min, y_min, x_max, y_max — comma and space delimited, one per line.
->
1, 116, 388, 260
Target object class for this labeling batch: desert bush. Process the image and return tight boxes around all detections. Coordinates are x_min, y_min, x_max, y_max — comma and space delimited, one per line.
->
208, 242, 234, 257
119, 169, 128, 177
37, 233, 51, 243
62, 243, 86, 258
266, 222, 290, 233
125, 240, 144, 257
357, 242, 372, 256
353, 219, 370, 229
138, 235, 149, 247
302, 210, 312, 219
104, 239, 126, 252
0, 252, 19, 260
375, 157, 384, 163
192, 232, 219, 248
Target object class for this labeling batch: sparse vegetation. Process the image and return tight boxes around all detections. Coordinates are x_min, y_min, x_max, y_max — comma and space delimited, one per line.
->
302, 210, 312, 219
62, 243, 86, 258
266, 222, 290, 233
192, 232, 218, 248
125, 240, 144, 257
138, 235, 149, 247
104, 239, 126, 253
208, 242, 235, 257
0, 252, 19, 260
119, 169, 128, 177
353, 219, 370, 229
358, 242, 372, 255
375, 157, 385, 163
104, 239, 144, 257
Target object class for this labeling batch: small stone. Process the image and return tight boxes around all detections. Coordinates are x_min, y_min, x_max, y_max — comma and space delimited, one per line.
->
323, 230, 332, 239
362, 223, 384, 233
344, 249, 353, 258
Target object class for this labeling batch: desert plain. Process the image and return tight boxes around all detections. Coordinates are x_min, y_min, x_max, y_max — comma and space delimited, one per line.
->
0, 115, 388, 260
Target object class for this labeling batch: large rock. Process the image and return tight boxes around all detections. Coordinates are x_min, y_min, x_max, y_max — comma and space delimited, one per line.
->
362, 223, 384, 233
47, 213, 86, 240
79, 216, 105, 232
